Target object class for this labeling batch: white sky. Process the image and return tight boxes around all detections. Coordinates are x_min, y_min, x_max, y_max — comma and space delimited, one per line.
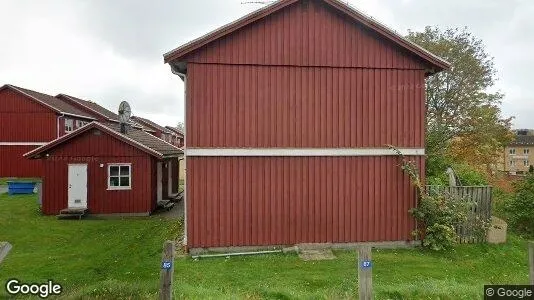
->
0, 0, 532, 128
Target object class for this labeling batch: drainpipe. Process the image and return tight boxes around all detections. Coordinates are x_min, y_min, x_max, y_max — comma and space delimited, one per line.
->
171, 65, 188, 248
57, 114, 65, 138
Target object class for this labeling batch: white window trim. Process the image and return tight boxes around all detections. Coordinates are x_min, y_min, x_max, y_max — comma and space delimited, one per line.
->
107, 163, 132, 190
65, 119, 74, 133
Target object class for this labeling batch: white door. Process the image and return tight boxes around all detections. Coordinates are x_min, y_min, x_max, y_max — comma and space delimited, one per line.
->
68, 164, 88, 209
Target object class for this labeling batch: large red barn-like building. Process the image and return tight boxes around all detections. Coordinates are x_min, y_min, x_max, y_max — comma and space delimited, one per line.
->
165, 0, 449, 249
0, 85, 95, 177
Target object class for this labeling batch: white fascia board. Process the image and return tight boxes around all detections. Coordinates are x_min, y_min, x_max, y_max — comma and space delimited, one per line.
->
186, 148, 425, 157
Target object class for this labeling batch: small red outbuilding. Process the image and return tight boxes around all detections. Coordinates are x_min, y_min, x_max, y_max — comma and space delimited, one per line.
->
25, 122, 183, 216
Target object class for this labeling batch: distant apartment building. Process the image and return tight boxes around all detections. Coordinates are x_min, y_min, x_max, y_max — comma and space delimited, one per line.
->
502, 129, 534, 174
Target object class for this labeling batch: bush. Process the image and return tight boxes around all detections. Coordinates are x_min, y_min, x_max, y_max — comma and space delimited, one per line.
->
410, 192, 472, 251
426, 162, 488, 187
504, 174, 534, 236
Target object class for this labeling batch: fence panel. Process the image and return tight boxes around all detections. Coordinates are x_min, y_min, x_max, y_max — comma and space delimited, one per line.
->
426, 186, 492, 243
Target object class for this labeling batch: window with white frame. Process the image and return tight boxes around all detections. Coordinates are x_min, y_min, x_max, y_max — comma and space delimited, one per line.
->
525, 149, 530, 155
525, 160, 529, 166
108, 164, 131, 190
510, 148, 516, 155
65, 119, 74, 133
510, 160, 516, 167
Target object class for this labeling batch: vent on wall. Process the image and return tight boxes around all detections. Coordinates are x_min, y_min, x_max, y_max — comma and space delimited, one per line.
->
93, 129, 101, 136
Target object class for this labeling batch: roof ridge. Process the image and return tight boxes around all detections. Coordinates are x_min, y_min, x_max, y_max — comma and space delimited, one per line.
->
163, 0, 450, 71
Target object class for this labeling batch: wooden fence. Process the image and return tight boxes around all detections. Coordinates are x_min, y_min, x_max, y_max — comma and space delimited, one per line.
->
426, 186, 492, 243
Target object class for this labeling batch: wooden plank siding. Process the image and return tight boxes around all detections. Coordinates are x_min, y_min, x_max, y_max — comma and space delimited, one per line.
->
0, 89, 57, 142
0, 146, 43, 177
187, 64, 425, 148
181, 0, 431, 248
187, 156, 423, 248
41, 128, 155, 215
183, 0, 428, 69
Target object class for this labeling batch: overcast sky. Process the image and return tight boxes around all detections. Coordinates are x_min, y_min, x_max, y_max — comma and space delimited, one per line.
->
0, 0, 532, 128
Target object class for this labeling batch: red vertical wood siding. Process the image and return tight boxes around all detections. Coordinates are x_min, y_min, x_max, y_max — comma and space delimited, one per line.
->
0, 146, 43, 177
40, 129, 155, 215
187, 64, 425, 148
183, 0, 429, 247
0, 89, 57, 142
183, 0, 427, 69
187, 156, 423, 248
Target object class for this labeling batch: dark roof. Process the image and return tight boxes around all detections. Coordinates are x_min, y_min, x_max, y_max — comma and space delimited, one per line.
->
163, 0, 450, 72
1, 85, 95, 119
102, 123, 180, 156
510, 135, 534, 146
132, 116, 172, 134
57, 94, 120, 121
165, 126, 184, 137
25, 122, 182, 159
55, 94, 156, 132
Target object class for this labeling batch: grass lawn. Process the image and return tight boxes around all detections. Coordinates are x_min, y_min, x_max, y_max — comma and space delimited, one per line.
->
1, 192, 531, 299
174, 241, 530, 299
0, 193, 180, 299
0, 178, 41, 185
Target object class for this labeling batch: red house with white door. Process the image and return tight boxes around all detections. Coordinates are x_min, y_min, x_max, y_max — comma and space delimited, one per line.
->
25, 122, 182, 215
164, 0, 449, 249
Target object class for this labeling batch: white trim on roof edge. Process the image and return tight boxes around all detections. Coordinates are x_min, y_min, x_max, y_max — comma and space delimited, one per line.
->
186, 148, 425, 157
0, 142, 48, 146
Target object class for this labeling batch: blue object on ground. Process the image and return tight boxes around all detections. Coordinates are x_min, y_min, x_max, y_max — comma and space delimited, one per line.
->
7, 181, 36, 195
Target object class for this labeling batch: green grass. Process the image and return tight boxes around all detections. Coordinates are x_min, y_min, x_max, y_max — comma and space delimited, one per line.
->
0, 178, 41, 185
0, 193, 180, 299
1, 193, 531, 299
173, 240, 530, 299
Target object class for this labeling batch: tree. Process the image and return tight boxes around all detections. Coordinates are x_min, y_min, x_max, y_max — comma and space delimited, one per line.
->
406, 27, 513, 173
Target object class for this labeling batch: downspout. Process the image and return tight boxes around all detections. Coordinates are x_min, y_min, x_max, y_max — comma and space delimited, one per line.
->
57, 114, 65, 138
171, 66, 188, 248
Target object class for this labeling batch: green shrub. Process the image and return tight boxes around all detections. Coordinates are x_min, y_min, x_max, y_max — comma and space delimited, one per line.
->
410, 192, 472, 251
453, 164, 488, 186
504, 174, 534, 236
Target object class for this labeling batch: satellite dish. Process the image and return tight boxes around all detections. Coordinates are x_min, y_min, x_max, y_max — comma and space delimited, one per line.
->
118, 101, 131, 124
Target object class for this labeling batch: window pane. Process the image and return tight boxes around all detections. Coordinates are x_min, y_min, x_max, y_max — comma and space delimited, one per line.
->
110, 176, 120, 186
110, 166, 119, 176
120, 166, 130, 176
120, 176, 130, 187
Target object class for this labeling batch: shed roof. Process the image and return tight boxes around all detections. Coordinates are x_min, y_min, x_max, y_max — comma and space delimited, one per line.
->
1, 84, 95, 119
132, 116, 172, 134
25, 122, 183, 159
165, 126, 184, 137
163, 0, 450, 72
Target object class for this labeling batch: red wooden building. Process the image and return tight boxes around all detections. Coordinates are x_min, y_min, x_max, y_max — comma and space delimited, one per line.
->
0, 85, 95, 177
131, 116, 175, 145
165, 0, 449, 250
56, 94, 156, 133
165, 126, 185, 148
25, 122, 182, 215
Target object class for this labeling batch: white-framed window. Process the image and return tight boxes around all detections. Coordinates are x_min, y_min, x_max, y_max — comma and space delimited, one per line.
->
510, 160, 516, 167
525, 149, 530, 155
108, 164, 132, 190
65, 119, 74, 133
509, 148, 516, 155
525, 160, 529, 166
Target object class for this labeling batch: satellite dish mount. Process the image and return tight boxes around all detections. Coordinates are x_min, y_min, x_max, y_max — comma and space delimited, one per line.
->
118, 101, 132, 134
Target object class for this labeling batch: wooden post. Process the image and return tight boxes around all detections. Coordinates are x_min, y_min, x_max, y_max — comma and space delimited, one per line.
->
159, 240, 175, 300
0, 242, 12, 265
529, 242, 534, 285
358, 246, 372, 300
